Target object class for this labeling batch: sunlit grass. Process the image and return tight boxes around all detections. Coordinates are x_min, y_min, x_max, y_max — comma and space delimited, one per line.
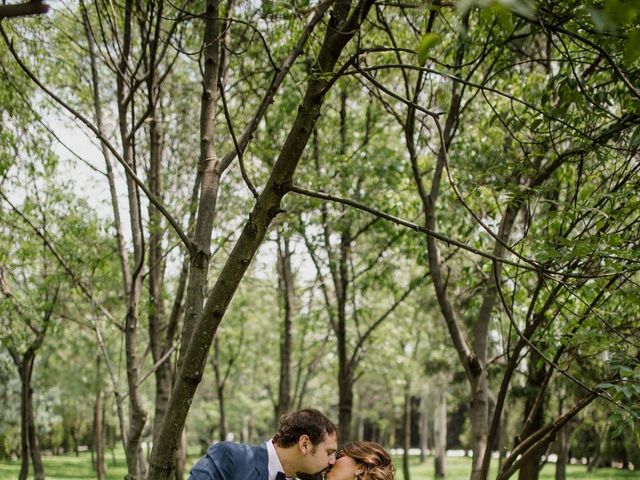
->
0, 450, 635, 479
401, 455, 637, 480
0, 450, 127, 480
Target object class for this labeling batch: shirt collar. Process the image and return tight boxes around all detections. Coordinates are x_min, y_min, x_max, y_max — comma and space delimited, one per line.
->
266, 439, 289, 480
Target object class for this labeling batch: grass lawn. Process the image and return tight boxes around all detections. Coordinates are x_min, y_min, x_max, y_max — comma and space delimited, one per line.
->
404, 456, 637, 480
0, 451, 128, 480
0, 451, 636, 480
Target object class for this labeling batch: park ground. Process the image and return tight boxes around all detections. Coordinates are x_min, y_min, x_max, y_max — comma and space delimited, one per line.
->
0, 450, 636, 480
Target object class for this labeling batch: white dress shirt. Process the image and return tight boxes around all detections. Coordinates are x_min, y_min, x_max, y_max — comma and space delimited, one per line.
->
266, 439, 290, 480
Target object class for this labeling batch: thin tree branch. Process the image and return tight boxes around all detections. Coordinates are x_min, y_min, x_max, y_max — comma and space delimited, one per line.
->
0, 0, 48, 19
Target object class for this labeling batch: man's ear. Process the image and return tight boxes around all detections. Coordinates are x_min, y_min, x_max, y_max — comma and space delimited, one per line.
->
298, 434, 311, 454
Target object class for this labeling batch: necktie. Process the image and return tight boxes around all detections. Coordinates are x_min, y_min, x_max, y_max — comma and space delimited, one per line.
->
276, 472, 287, 480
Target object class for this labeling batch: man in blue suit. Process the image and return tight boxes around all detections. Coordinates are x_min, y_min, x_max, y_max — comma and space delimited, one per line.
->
189, 408, 338, 480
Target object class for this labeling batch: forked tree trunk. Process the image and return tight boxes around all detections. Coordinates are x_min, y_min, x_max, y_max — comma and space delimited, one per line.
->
148, 2, 376, 477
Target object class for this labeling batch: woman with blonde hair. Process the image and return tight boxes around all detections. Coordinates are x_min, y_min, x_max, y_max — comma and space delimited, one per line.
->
325, 441, 394, 480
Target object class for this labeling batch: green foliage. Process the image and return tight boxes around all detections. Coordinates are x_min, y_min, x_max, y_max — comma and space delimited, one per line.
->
588, 0, 640, 64
416, 34, 440, 66
458, 0, 536, 19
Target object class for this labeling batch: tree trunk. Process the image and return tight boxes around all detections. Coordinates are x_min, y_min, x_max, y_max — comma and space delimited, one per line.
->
18, 360, 30, 480
554, 424, 570, 480
402, 384, 411, 480
419, 394, 428, 463
147, 94, 178, 478
469, 373, 489, 480
212, 337, 227, 441
217, 375, 227, 442
26, 361, 44, 480
357, 415, 365, 442
388, 416, 396, 448
407, 12, 493, 479
114, 3, 149, 478
14, 350, 45, 480
174, 430, 187, 480
498, 404, 509, 470
94, 394, 106, 480
337, 229, 353, 442
94, 356, 106, 480
147, 84, 174, 451
81, 5, 133, 463
124, 301, 148, 480
434, 388, 447, 478
275, 233, 293, 424
71, 427, 80, 456
469, 203, 519, 480
177, 0, 222, 374
334, 89, 354, 443
518, 352, 547, 480
338, 370, 354, 442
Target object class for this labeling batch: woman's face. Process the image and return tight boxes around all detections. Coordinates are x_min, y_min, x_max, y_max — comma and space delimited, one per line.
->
325, 453, 360, 480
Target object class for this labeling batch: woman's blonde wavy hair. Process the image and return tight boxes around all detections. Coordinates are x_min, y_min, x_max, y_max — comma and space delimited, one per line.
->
340, 441, 394, 480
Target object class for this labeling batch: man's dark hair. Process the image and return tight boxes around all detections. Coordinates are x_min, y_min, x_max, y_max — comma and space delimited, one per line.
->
272, 408, 337, 448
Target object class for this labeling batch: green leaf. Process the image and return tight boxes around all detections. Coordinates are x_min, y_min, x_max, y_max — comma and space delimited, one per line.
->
572, 240, 592, 257
619, 366, 636, 376
605, 0, 639, 26
498, 0, 535, 18
589, 7, 616, 31
596, 382, 616, 389
489, 5, 513, 32
416, 33, 440, 66
625, 28, 640, 64
630, 126, 640, 147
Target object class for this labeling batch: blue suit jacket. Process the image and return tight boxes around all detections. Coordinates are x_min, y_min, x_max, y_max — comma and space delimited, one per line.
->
189, 442, 268, 480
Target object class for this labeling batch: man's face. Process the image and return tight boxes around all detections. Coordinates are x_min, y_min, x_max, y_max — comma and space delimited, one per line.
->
297, 433, 338, 476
